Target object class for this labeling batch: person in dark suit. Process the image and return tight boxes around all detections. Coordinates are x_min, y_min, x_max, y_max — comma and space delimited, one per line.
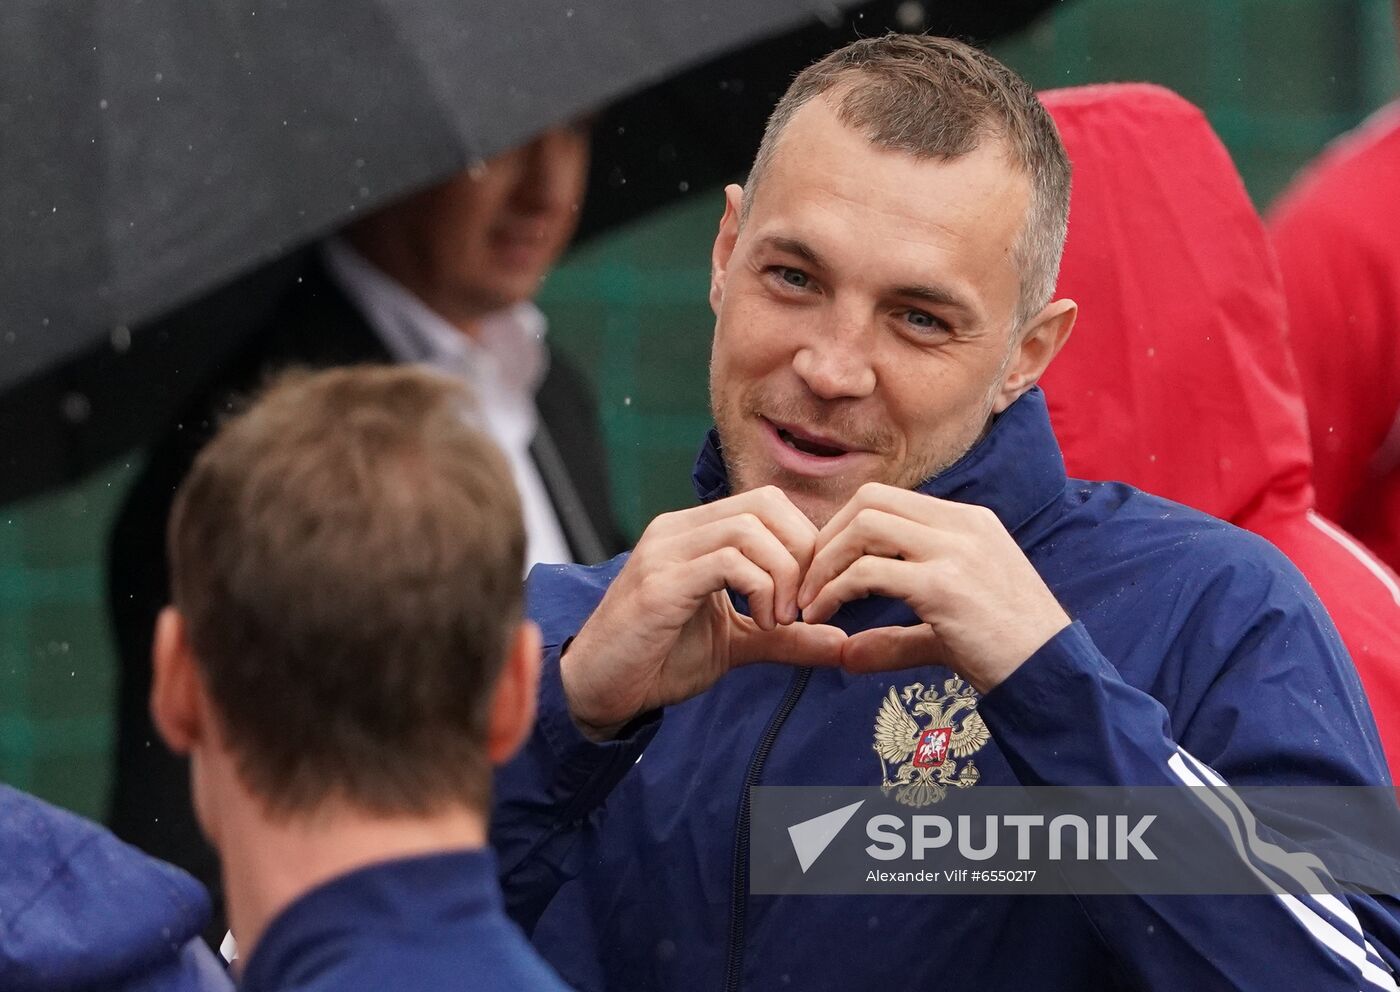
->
107, 123, 623, 941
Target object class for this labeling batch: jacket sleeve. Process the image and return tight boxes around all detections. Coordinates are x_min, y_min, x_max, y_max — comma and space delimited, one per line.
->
491, 639, 659, 934
979, 552, 1400, 991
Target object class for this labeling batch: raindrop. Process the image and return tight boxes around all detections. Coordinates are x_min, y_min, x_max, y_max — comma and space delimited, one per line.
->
623, 395, 632, 406
358, 186, 370, 198
895, 1, 927, 31
678, 180, 690, 193
98, 98, 108, 110
3, 331, 15, 344
565, 7, 574, 16
62, 392, 91, 423
816, 3, 844, 28
153, 71, 163, 83
607, 166, 627, 189
354, 158, 365, 169
467, 159, 488, 179
110, 325, 132, 353
1145, 347, 1155, 358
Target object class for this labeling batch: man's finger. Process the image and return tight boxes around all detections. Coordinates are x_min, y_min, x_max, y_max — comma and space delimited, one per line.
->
802, 555, 924, 625
730, 617, 847, 668
676, 486, 818, 570
666, 514, 804, 624
798, 509, 933, 610
817, 481, 980, 556
688, 546, 779, 630
842, 624, 947, 674
730, 486, 822, 576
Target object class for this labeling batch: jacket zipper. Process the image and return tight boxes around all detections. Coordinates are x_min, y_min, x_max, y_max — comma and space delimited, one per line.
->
722, 665, 813, 992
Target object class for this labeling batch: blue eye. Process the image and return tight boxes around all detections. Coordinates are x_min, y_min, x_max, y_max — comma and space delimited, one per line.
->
905, 310, 939, 329
778, 267, 809, 289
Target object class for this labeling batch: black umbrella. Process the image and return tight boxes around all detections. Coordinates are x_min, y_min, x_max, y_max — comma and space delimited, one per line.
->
0, 0, 1060, 502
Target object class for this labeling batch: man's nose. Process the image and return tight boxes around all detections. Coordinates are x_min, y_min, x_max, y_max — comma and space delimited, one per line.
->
791, 311, 877, 400
513, 128, 587, 214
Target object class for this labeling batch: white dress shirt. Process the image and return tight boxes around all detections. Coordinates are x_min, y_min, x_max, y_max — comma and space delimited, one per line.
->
320, 238, 574, 572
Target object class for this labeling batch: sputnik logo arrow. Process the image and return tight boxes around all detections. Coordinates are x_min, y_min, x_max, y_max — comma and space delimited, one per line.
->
787, 800, 865, 873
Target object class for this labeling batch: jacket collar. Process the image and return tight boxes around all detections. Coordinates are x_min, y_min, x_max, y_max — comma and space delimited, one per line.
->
692, 387, 1067, 538
240, 848, 502, 992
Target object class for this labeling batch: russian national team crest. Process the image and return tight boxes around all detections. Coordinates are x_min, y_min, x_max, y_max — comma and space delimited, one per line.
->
873, 677, 990, 807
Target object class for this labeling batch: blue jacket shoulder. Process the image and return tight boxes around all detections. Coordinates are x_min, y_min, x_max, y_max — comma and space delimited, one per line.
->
1059, 478, 1321, 603
526, 555, 630, 647
0, 785, 229, 992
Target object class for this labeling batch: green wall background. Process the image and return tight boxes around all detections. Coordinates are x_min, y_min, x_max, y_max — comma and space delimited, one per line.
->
4, 0, 1397, 819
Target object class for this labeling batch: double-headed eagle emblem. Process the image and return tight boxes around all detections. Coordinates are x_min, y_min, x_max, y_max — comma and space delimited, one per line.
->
873, 677, 990, 807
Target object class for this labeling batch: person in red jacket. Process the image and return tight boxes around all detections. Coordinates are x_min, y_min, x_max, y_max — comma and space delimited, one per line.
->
1269, 99, 1400, 574
1037, 83, 1400, 776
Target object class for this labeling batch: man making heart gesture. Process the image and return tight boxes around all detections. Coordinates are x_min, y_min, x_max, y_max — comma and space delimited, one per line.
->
493, 36, 1400, 992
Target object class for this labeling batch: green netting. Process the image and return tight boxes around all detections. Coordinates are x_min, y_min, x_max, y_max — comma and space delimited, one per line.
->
3, 0, 1396, 818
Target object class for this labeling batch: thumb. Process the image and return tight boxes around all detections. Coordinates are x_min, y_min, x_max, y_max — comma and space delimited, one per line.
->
730, 618, 847, 668
842, 625, 946, 674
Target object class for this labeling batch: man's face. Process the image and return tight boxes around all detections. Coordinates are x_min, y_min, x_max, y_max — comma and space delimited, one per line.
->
347, 124, 589, 326
708, 96, 1038, 526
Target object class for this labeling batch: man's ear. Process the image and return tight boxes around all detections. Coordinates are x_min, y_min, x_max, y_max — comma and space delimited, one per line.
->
150, 606, 206, 756
709, 184, 744, 316
992, 298, 1078, 414
486, 620, 543, 766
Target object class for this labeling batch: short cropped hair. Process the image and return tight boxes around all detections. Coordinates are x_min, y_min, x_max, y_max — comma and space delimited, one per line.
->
743, 34, 1071, 327
168, 365, 525, 817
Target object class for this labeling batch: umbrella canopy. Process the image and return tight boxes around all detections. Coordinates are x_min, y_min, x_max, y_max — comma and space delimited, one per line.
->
2, 0, 883, 389
0, 0, 1060, 501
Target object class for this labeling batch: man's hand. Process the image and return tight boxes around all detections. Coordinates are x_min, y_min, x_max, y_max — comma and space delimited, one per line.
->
561, 486, 848, 739
797, 483, 1070, 693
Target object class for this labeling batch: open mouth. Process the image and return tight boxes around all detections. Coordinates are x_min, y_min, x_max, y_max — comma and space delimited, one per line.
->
773, 423, 850, 458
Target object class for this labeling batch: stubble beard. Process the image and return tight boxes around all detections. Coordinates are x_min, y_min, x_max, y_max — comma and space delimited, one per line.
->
711, 382, 994, 528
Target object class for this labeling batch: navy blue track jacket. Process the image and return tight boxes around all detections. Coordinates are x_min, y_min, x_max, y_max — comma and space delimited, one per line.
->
238, 850, 570, 992
0, 784, 230, 992
493, 388, 1400, 991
